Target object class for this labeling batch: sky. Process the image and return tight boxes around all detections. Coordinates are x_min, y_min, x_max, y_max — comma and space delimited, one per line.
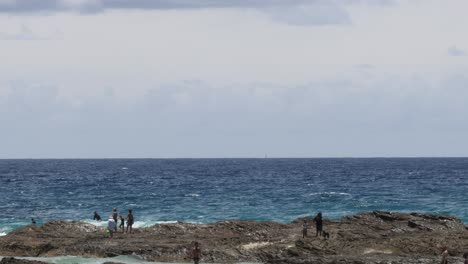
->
0, 0, 467, 158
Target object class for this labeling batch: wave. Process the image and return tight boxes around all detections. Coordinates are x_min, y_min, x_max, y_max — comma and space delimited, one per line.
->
82, 219, 178, 228
0, 226, 11, 236
308, 192, 352, 196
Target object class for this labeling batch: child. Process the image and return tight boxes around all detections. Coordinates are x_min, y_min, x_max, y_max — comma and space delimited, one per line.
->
302, 220, 308, 238
119, 215, 125, 232
107, 216, 116, 238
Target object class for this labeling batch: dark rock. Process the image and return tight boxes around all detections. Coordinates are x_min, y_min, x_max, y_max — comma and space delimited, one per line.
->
1, 212, 467, 264
0, 257, 48, 264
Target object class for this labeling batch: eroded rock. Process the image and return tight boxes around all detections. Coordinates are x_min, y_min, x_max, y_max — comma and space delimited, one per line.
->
1, 211, 467, 264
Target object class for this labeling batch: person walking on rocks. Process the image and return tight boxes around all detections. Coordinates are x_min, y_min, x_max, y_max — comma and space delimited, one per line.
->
441, 246, 448, 264
313, 212, 323, 237
302, 220, 308, 238
126, 209, 134, 233
191, 242, 201, 264
112, 208, 118, 232
463, 252, 468, 264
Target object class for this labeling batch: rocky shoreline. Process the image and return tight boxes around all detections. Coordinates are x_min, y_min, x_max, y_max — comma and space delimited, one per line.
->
1, 211, 468, 263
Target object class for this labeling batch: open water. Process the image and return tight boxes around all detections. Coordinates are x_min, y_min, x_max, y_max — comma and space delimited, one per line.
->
1, 158, 468, 236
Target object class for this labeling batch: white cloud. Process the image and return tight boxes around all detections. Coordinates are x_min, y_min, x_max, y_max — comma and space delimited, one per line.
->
1, 70, 468, 158
0, 24, 61, 40
1, 0, 468, 157
448, 46, 465, 57
262, 2, 350, 26
0, 24, 36, 40
0, 0, 397, 26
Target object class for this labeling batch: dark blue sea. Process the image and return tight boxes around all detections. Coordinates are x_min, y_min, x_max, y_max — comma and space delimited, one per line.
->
1, 158, 468, 236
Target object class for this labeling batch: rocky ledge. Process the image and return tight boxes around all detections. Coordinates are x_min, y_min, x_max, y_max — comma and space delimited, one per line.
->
1, 211, 468, 263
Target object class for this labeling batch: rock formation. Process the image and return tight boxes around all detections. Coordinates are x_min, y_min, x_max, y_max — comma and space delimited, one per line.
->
1, 211, 468, 263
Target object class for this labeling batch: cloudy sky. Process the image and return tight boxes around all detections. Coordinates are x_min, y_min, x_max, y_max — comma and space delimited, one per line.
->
0, 0, 467, 158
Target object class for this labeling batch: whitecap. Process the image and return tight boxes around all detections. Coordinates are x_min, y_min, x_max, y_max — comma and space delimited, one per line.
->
0, 232, 6, 236
309, 192, 351, 196
133, 220, 177, 228
185, 193, 200, 197
122, 167, 128, 170
82, 219, 107, 227
85, 220, 166, 229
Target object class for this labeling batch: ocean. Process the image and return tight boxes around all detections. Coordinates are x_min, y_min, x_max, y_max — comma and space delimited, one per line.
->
1, 158, 468, 236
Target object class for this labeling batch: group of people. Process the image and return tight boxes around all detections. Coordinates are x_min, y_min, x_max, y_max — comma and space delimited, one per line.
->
302, 212, 323, 238
93, 208, 134, 238
90, 210, 468, 264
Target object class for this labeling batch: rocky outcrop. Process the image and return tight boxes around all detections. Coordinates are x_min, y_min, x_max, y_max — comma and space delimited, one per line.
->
1, 211, 468, 263
0, 258, 48, 264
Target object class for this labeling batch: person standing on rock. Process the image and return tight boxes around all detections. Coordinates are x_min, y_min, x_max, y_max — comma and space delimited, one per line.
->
107, 216, 116, 238
313, 212, 323, 237
441, 246, 448, 264
302, 220, 308, 238
112, 208, 118, 232
126, 209, 134, 233
119, 215, 125, 232
191, 242, 201, 264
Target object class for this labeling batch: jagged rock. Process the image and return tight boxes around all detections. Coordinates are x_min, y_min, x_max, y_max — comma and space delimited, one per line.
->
0, 258, 48, 264
1, 211, 467, 263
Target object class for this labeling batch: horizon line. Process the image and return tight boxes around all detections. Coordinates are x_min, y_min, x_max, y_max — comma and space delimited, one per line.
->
1, 156, 468, 160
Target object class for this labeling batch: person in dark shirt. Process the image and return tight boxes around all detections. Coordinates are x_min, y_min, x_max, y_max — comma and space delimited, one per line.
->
191, 242, 201, 264
313, 212, 323, 237
119, 215, 125, 232
93, 211, 101, 221
126, 209, 134, 233
112, 208, 118, 231
31, 218, 36, 225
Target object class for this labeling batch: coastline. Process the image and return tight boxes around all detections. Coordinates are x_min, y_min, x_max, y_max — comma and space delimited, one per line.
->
1, 211, 468, 264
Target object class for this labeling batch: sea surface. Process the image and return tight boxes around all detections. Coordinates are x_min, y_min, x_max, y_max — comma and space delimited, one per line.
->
1, 158, 468, 236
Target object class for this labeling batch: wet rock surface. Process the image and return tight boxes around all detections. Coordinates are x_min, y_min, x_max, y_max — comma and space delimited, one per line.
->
1, 211, 468, 263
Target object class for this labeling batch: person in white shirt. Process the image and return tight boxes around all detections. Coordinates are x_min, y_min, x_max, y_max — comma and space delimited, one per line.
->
107, 216, 116, 238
